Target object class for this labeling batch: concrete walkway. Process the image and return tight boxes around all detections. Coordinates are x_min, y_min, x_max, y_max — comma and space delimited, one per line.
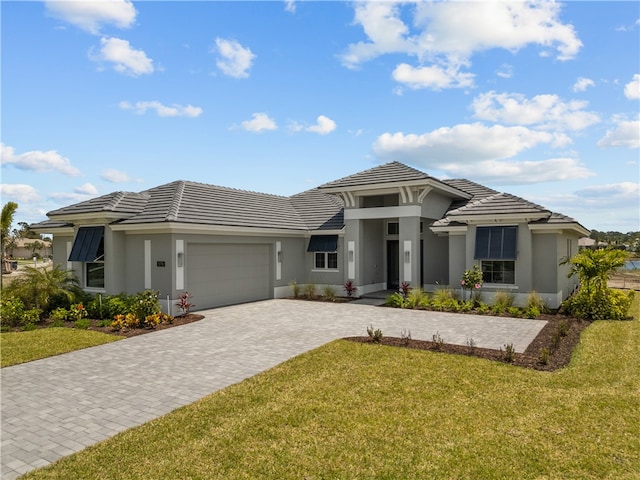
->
1, 299, 546, 479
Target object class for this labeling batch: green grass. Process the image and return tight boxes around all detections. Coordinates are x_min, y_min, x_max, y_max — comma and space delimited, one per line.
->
1, 328, 121, 367
21, 294, 640, 479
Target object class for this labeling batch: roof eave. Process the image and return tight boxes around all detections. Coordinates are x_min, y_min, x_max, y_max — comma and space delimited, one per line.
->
109, 221, 317, 237
529, 222, 591, 237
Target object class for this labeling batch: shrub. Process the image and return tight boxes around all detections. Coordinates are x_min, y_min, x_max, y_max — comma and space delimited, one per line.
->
175, 292, 195, 316
1, 296, 25, 327
22, 322, 38, 331
70, 303, 88, 322
508, 306, 523, 318
143, 313, 163, 329
525, 306, 540, 319
492, 291, 514, 314
399, 281, 411, 297
343, 280, 358, 298
432, 332, 444, 350
74, 318, 91, 329
562, 288, 634, 321
461, 265, 483, 301
50, 307, 70, 322
385, 292, 405, 308
366, 325, 383, 344
526, 291, 546, 312
289, 281, 301, 298
22, 308, 42, 326
50, 318, 65, 328
431, 288, 459, 312
303, 283, 317, 300
502, 343, 516, 363
539, 347, 550, 365
404, 288, 429, 309
131, 290, 161, 321
322, 285, 337, 302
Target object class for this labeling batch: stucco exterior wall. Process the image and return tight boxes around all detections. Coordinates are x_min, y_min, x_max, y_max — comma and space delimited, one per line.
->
423, 229, 449, 287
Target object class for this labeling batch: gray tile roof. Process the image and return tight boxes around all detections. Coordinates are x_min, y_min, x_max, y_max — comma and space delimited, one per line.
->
116, 181, 310, 230
47, 191, 149, 216
318, 161, 434, 189
290, 189, 344, 230
446, 192, 550, 218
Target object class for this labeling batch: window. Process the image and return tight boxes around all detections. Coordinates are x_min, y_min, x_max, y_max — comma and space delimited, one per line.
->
482, 260, 515, 284
315, 252, 338, 270
86, 263, 105, 288
474, 226, 518, 260
387, 222, 399, 235
69, 226, 105, 289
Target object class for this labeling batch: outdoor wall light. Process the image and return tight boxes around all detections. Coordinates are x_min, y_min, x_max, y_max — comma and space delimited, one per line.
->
404, 250, 411, 263
277, 250, 283, 262
177, 252, 184, 267
348, 250, 354, 262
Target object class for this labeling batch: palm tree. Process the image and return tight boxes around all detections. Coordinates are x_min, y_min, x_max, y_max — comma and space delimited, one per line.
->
5, 265, 79, 311
565, 248, 627, 295
1, 201, 18, 257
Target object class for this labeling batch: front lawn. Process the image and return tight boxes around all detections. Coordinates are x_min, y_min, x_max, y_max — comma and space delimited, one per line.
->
22, 295, 640, 479
1, 328, 121, 367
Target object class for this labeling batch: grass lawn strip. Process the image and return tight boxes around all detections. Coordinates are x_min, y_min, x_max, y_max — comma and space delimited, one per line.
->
1, 328, 122, 367
22, 295, 639, 479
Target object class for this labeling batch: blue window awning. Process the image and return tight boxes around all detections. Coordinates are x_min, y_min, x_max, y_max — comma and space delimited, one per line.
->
474, 226, 517, 260
307, 235, 338, 252
68, 226, 105, 262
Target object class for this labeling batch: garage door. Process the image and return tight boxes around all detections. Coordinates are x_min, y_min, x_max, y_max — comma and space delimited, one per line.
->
187, 244, 271, 309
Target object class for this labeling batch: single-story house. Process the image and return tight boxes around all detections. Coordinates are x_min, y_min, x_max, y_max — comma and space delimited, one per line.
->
31, 161, 589, 311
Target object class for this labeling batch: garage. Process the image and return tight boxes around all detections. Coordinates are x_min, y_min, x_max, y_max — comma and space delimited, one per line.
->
186, 243, 271, 309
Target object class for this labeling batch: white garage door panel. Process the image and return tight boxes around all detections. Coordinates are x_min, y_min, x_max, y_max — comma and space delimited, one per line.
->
187, 244, 271, 309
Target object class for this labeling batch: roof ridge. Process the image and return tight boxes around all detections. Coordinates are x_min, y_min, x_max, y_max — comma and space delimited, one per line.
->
164, 179, 291, 200
166, 181, 185, 222
104, 191, 126, 211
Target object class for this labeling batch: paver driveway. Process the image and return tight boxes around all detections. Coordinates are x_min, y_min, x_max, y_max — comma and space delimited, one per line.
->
1, 299, 546, 479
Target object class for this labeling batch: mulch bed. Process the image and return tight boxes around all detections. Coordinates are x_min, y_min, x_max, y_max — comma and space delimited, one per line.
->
345, 314, 591, 372
38, 314, 206, 338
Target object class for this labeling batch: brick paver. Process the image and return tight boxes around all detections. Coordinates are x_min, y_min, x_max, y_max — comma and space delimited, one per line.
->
1, 299, 546, 479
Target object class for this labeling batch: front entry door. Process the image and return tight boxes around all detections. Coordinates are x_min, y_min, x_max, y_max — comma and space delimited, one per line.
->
387, 240, 399, 290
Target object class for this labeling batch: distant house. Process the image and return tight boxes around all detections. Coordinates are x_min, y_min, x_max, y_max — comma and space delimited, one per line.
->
32, 162, 589, 310
6, 237, 52, 260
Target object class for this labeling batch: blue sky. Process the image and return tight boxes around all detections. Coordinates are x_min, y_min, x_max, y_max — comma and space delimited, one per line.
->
2, 0, 639, 233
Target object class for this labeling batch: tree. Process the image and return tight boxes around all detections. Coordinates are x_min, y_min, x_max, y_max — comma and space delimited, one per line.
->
25, 240, 45, 258
562, 248, 633, 320
14, 221, 41, 240
1, 202, 18, 257
4, 265, 79, 311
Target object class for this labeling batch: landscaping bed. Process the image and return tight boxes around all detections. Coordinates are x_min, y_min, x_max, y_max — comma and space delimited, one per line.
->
346, 313, 591, 371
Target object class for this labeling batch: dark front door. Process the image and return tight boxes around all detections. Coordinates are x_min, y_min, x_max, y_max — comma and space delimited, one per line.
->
387, 240, 399, 290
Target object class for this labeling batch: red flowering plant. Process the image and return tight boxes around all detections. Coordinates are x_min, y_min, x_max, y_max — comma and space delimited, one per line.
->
70, 303, 88, 322
461, 265, 484, 302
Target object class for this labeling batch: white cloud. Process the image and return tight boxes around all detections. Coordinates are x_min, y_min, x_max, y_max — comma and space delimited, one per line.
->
341, 1, 582, 73
49, 192, 96, 204
573, 77, 595, 92
575, 182, 639, 202
496, 64, 513, 79
373, 123, 567, 164
45, 0, 136, 35
101, 169, 132, 183
305, 115, 337, 135
371, 123, 593, 184
0, 184, 41, 203
214, 38, 255, 79
471, 91, 600, 131
284, 1, 296, 13
119, 100, 203, 117
241, 113, 277, 133
392, 63, 474, 90
597, 117, 640, 149
624, 74, 640, 100
90, 37, 154, 77
75, 183, 98, 195
1, 143, 81, 176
